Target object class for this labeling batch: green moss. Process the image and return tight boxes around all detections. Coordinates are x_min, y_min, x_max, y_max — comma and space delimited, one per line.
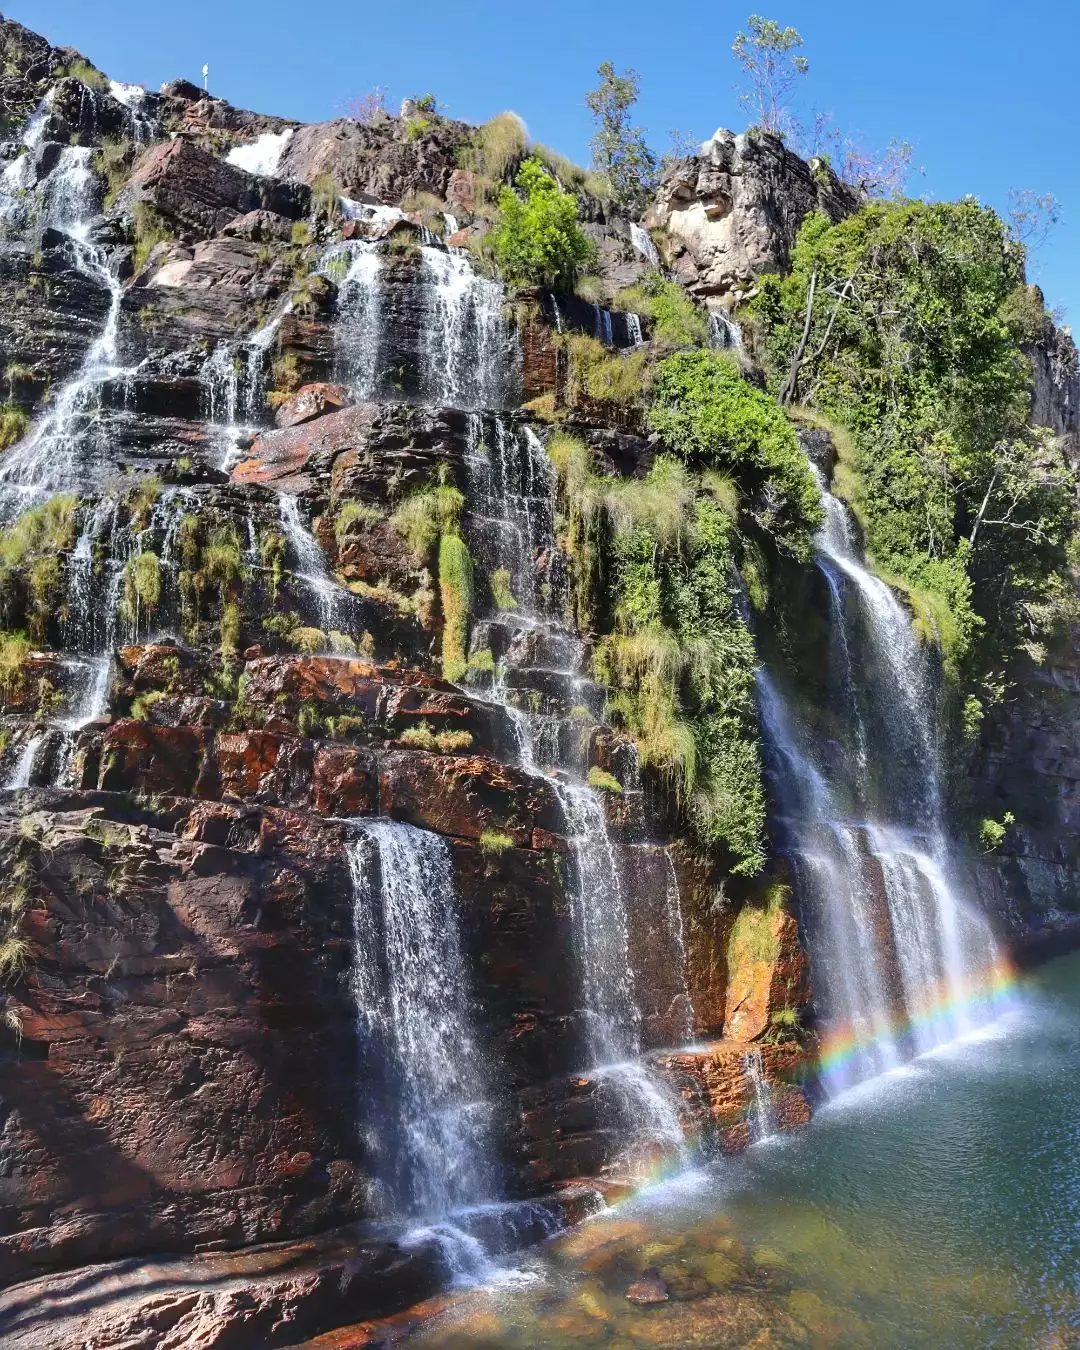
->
131, 689, 166, 720
727, 884, 787, 971
120, 551, 162, 630
123, 473, 162, 530
438, 532, 473, 683
0, 404, 29, 451
587, 765, 623, 794
436, 729, 474, 753
131, 203, 174, 274
490, 566, 518, 612
0, 632, 31, 704
479, 828, 514, 856
467, 647, 496, 675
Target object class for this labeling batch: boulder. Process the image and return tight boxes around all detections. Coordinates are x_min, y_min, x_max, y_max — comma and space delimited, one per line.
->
117, 140, 309, 238
645, 128, 858, 305
274, 381, 353, 429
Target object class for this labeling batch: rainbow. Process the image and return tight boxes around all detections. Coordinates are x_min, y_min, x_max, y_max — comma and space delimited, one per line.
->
814, 956, 1019, 1083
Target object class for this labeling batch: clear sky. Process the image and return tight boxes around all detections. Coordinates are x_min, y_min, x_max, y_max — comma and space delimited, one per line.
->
13, 0, 1079, 319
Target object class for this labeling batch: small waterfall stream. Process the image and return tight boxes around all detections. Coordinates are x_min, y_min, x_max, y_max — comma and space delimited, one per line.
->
759, 472, 1005, 1093
465, 415, 689, 1173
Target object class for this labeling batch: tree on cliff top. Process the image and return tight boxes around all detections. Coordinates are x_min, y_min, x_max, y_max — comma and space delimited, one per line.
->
732, 14, 809, 137
585, 62, 658, 217
490, 157, 595, 289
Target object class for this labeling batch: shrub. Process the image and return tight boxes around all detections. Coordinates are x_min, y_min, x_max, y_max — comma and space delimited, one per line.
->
334, 499, 383, 545
57, 59, 109, 91
96, 137, 134, 206
391, 484, 465, 559
648, 350, 823, 558
979, 811, 1015, 851
398, 721, 437, 750
0, 632, 30, 704
0, 404, 28, 451
587, 765, 623, 793
531, 144, 612, 200
120, 551, 162, 630
0, 494, 77, 567
470, 111, 528, 184
292, 626, 325, 653
564, 335, 652, 410
490, 157, 596, 289
436, 729, 474, 753
615, 270, 709, 349
131, 203, 173, 274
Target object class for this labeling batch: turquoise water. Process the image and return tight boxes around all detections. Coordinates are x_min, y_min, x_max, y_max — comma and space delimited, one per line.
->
414, 952, 1080, 1348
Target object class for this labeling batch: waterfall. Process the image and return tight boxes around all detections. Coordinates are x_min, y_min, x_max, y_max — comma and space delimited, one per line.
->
107, 81, 157, 142
0, 145, 133, 517
758, 473, 1005, 1093
204, 303, 290, 472
591, 304, 614, 346
277, 493, 343, 634
708, 309, 743, 351
329, 241, 384, 399
629, 223, 660, 267
5, 732, 44, 791
626, 312, 645, 347
742, 1049, 775, 1143
347, 820, 494, 1221
466, 416, 688, 1172
224, 128, 293, 177
419, 247, 510, 409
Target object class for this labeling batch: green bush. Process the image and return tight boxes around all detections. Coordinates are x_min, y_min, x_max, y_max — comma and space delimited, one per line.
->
0, 404, 29, 451
614, 270, 709, 349
753, 200, 1077, 687
648, 350, 823, 559
490, 157, 596, 290
479, 828, 514, 856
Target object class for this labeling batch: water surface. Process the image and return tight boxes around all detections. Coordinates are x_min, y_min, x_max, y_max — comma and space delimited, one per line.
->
414, 952, 1080, 1348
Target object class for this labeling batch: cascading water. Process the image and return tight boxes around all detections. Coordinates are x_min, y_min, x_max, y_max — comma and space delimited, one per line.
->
465, 415, 688, 1173
758, 469, 1005, 1093
420, 246, 511, 409
348, 820, 506, 1279
203, 302, 290, 472
708, 308, 743, 351
277, 493, 345, 635
224, 128, 294, 177
629, 222, 660, 267
327, 241, 384, 399
742, 1048, 775, 1143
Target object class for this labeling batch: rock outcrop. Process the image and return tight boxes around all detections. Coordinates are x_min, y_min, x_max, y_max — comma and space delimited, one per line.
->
645, 128, 858, 306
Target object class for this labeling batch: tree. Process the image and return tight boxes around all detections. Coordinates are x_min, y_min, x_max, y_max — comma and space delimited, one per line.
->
585, 62, 658, 216
1006, 189, 1061, 252
490, 157, 596, 289
732, 15, 809, 137
347, 87, 389, 124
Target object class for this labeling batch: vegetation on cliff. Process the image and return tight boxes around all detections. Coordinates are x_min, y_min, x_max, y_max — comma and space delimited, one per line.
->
753, 200, 1079, 721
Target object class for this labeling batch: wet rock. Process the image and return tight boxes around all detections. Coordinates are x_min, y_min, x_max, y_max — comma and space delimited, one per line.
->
626, 1268, 670, 1306
276, 382, 354, 429
236, 402, 382, 493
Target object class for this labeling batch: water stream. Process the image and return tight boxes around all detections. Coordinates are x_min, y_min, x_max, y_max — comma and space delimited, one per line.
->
758, 471, 1006, 1093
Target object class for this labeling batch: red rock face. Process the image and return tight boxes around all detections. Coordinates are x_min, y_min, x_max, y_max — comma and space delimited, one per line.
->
233, 403, 381, 493
275, 382, 354, 430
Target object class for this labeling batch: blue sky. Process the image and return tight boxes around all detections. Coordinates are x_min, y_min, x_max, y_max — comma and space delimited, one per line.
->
16, 0, 1080, 318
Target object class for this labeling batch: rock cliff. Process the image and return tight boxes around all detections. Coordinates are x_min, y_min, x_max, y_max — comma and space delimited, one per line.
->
0, 16, 1074, 1348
